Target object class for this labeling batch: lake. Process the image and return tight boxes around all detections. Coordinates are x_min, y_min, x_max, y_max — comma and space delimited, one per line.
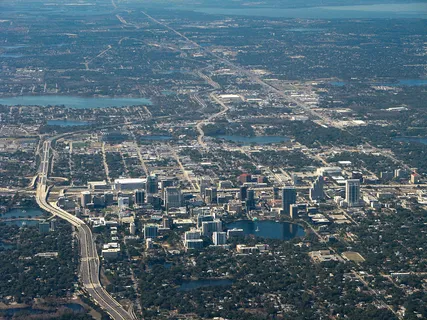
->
394, 137, 427, 145
1, 208, 44, 227
47, 120, 90, 127
330, 79, 427, 87
0, 208, 43, 219
226, 220, 305, 240
0, 95, 152, 109
140, 135, 173, 141
186, 3, 427, 19
1, 208, 44, 219
216, 135, 290, 145
179, 279, 233, 291
0, 303, 84, 316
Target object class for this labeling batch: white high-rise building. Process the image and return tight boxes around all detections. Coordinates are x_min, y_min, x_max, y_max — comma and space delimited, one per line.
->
184, 229, 203, 250
212, 232, 227, 246
129, 222, 136, 235
346, 179, 361, 207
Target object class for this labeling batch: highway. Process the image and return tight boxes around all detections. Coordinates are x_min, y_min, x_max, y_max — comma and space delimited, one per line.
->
36, 140, 135, 320
196, 93, 230, 148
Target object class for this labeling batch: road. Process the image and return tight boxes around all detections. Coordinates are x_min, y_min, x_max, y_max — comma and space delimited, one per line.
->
196, 93, 230, 148
140, 10, 342, 128
102, 142, 112, 183
351, 270, 400, 319
36, 141, 135, 320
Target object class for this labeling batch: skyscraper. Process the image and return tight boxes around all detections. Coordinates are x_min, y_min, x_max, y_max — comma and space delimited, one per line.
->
199, 177, 211, 196
202, 219, 223, 237
135, 189, 145, 205
146, 174, 158, 194
144, 224, 158, 239
80, 191, 92, 208
246, 188, 255, 210
345, 179, 361, 207
212, 232, 227, 246
282, 186, 296, 215
129, 222, 136, 235
309, 176, 324, 202
197, 214, 214, 228
239, 186, 248, 201
164, 187, 182, 210
204, 187, 218, 204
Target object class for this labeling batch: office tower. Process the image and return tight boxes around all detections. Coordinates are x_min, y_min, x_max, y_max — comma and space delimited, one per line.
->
184, 229, 204, 250
309, 176, 324, 201
146, 174, 158, 194
246, 189, 255, 210
144, 224, 158, 239
92, 195, 105, 208
210, 187, 217, 203
282, 186, 296, 215
227, 228, 244, 238
80, 191, 92, 208
129, 222, 136, 235
212, 232, 227, 246
204, 187, 218, 204
197, 214, 214, 228
164, 187, 182, 210
146, 194, 162, 210
202, 219, 222, 237
135, 189, 145, 205
239, 186, 248, 201
185, 239, 204, 250
103, 192, 114, 206
185, 228, 202, 241
199, 177, 211, 196
345, 179, 361, 207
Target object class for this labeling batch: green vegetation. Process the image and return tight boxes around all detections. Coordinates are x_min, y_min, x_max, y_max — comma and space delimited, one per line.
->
0, 221, 78, 303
